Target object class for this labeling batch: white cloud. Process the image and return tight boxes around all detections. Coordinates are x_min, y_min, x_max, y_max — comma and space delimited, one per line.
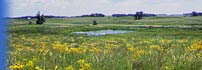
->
9, 0, 202, 17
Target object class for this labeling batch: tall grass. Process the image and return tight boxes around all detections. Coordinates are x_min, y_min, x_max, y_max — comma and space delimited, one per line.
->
8, 16, 202, 70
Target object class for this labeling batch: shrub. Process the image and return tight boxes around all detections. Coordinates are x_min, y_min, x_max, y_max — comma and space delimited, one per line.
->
93, 20, 97, 25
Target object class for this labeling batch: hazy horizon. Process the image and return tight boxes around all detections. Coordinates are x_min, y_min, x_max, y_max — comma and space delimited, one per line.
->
9, 0, 202, 17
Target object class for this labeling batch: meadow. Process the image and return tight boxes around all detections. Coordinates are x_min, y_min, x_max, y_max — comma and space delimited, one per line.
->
8, 16, 202, 70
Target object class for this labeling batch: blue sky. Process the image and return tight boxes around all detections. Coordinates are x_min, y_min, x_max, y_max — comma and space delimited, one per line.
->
9, 0, 202, 17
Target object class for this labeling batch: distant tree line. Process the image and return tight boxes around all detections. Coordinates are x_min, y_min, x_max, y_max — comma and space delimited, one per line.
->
183, 11, 202, 16
81, 13, 105, 17
112, 11, 156, 20
43, 16, 69, 18
191, 11, 202, 16
112, 12, 156, 17
11, 15, 69, 19
80, 12, 156, 18
112, 14, 128, 17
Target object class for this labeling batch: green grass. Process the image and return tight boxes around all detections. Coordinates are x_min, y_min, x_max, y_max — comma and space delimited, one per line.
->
8, 16, 202, 70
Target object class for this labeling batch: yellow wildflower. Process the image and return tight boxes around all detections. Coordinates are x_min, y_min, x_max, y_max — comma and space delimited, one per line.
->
80, 63, 90, 70
35, 66, 42, 70
25, 60, 34, 67
188, 42, 202, 51
150, 45, 163, 51
9, 64, 24, 69
164, 66, 169, 70
84, 63, 90, 68
55, 65, 58, 70
127, 47, 135, 51
77, 59, 85, 64
133, 50, 145, 59
66, 65, 73, 70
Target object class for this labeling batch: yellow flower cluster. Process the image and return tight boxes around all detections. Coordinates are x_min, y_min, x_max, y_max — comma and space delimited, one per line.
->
66, 65, 73, 70
9, 64, 24, 69
35, 66, 42, 70
52, 41, 67, 52
160, 39, 172, 44
188, 42, 202, 51
8, 33, 202, 69
77, 59, 85, 64
77, 59, 91, 70
127, 47, 136, 51
79, 63, 90, 70
9, 59, 36, 69
133, 50, 145, 60
150, 45, 163, 51
51, 41, 101, 54
25, 60, 34, 67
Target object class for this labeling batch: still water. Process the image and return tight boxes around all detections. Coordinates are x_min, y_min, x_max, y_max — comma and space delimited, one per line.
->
73, 30, 133, 36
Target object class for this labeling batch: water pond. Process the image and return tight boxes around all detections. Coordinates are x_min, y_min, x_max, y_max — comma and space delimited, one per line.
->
73, 30, 133, 36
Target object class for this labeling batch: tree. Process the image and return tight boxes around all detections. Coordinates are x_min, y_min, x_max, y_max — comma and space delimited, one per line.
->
134, 14, 138, 20
41, 14, 46, 22
93, 20, 97, 25
139, 11, 143, 19
192, 11, 198, 16
36, 11, 45, 24
134, 11, 143, 20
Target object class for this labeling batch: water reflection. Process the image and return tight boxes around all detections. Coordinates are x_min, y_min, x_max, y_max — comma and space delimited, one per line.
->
73, 30, 133, 36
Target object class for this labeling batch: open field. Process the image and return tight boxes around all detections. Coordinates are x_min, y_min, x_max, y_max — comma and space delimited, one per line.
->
8, 16, 202, 70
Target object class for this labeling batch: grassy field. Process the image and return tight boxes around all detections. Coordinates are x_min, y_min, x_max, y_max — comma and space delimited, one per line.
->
8, 16, 202, 70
